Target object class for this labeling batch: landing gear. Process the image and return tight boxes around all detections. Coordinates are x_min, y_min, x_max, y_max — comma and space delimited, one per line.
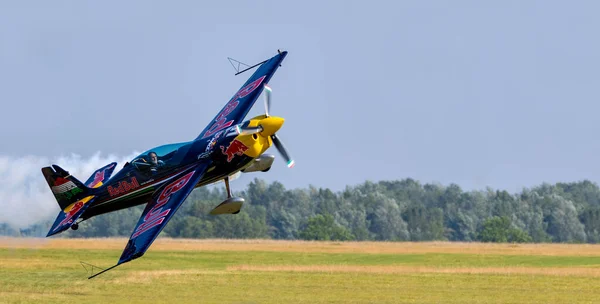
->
224, 176, 233, 199
71, 223, 79, 231
209, 176, 245, 215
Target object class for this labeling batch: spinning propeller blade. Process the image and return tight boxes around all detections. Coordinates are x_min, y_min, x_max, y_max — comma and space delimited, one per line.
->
238, 84, 295, 168
272, 134, 294, 168
264, 85, 272, 117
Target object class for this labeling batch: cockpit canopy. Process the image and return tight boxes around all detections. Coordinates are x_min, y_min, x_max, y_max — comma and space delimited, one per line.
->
130, 141, 192, 170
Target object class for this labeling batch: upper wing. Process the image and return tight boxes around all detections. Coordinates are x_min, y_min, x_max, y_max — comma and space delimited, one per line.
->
197, 51, 288, 140
117, 162, 210, 265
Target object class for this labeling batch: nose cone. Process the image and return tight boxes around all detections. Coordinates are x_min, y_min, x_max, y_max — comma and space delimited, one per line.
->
259, 116, 285, 136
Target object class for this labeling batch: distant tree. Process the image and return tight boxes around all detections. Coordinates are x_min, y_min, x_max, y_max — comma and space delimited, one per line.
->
0, 223, 18, 237
8, 177, 600, 244
538, 194, 586, 243
366, 195, 409, 241
508, 227, 533, 243
518, 208, 551, 243
478, 216, 532, 243
299, 214, 354, 241
334, 198, 370, 241
478, 216, 511, 243
166, 216, 214, 238
580, 207, 600, 243
403, 206, 445, 241
556, 180, 600, 209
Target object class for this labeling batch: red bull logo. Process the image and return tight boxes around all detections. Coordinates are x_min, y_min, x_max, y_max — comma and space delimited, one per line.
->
88, 170, 105, 188
87, 164, 115, 187
54, 200, 86, 231
108, 177, 140, 197
220, 139, 248, 162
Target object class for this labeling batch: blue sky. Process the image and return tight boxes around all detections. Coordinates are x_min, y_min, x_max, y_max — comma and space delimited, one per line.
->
1, 1, 600, 194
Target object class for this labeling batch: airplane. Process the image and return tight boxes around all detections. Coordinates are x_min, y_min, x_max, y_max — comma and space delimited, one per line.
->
41, 50, 293, 278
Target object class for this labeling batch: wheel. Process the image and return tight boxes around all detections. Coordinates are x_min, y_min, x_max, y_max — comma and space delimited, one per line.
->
71, 223, 79, 231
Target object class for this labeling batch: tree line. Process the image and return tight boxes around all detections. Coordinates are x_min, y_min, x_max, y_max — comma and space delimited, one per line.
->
6, 178, 600, 243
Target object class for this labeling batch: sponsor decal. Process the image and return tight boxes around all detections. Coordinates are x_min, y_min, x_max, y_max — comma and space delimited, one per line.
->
87, 164, 114, 188
205, 132, 220, 151
198, 130, 224, 159
131, 170, 196, 238
54, 196, 93, 231
108, 177, 140, 197
220, 139, 249, 162
88, 171, 105, 187
202, 76, 266, 139
197, 152, 211, 159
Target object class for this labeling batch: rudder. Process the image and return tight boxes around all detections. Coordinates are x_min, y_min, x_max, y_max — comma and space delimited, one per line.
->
41, 164, 94, 211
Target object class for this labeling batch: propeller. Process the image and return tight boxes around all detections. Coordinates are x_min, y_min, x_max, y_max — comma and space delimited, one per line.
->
272, 134, 295, 168
264, 85, 272, 117
237, 84, 294, 168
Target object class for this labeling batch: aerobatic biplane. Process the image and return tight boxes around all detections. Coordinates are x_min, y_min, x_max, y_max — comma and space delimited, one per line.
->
41, 50, 292, 278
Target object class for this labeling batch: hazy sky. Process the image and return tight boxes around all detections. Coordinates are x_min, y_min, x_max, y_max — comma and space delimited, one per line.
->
2, 1, 600, 194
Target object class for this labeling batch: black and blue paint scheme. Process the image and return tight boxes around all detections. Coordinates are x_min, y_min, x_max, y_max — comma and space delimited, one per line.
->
41, 50, 293, 278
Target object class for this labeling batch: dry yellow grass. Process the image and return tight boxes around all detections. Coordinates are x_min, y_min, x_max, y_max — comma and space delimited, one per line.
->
112, 269, 229, 284
227, 264, 600, 276
3, 237, 600, 303
3, 236, 600, 256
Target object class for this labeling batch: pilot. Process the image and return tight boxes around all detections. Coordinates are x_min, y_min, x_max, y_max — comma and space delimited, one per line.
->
147, 152, 165, 172
131, 151, 165, 173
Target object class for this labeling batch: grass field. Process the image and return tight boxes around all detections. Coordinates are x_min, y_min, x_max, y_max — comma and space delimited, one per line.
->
2, 238, 600, 303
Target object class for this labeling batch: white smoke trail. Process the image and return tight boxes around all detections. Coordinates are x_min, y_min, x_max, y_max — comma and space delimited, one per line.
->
0, 151, 138, 229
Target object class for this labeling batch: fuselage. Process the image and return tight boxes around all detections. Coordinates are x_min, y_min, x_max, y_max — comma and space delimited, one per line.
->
80, 115, 277, 221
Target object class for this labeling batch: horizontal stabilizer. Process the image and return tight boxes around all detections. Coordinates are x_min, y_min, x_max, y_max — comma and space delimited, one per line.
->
84, 162, 117, 188
42, 163, 110, 237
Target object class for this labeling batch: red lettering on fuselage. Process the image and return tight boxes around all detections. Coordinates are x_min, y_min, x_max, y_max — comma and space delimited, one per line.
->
131, 170, 196, 239
107, 177, 140, 197
202, 76, 266, 139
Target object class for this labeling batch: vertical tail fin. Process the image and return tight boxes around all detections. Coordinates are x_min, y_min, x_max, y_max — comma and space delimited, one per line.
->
42, 165, 93, 211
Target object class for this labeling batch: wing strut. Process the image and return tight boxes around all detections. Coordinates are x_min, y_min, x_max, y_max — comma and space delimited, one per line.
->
228, 50, 284, 75
80, 261, 121, 279
197, 50, 288, 140
227, 57, 250, 74
88, 264, 120, 279
230, 58, 268, 76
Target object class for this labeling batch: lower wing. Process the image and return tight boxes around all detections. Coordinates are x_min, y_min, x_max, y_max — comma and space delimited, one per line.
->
89, 161, 211, 278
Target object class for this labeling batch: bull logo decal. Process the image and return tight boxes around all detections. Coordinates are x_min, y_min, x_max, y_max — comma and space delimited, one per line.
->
220, 140, 248, 162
